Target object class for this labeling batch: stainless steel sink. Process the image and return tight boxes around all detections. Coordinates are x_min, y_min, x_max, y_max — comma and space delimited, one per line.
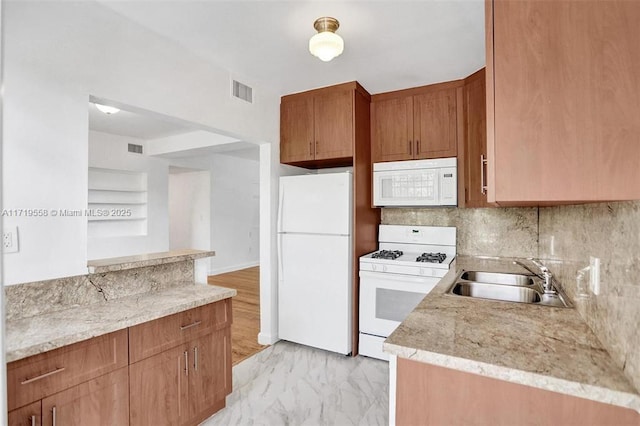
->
450, 281, 542, 304
448, 269, 572, 308
460, 271, 535, 286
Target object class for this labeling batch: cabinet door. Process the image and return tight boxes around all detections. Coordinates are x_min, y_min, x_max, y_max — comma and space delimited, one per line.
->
280, 96, 314, 164
490, 0, 640, 203
41, 367, 128, 426
413, 88, 458, 159
8, 401, 41, 426
464, 70, 489, 208
130, 345, 188, 426
313, 90, 353, 160
187, 328, 232, 425
371, 96, 414, 162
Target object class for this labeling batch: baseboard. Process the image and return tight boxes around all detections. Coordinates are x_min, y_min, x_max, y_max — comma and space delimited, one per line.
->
258, 332, 279, 345
208, 261, 259, 276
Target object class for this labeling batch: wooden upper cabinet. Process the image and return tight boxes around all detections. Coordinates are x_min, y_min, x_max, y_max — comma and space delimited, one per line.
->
371, 83, 460, 163
280, 82, 370, 168
487, 0, 640, 204
280, 97, 314, 164
462, 68, 491, 208
314, 90, 353, 160
413, 89, 458, 159
371, 97, 413, 162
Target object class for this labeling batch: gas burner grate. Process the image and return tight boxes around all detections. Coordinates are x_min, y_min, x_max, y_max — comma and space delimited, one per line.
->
416, 252, 447, 263
372, 250, 404, 260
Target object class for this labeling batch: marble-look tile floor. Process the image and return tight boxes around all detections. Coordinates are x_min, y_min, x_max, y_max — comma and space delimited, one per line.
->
201, 341, 389, 425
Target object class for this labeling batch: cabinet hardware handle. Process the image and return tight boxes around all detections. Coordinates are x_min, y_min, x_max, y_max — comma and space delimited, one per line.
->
31, 415, 36, 426
184, 351, 189, 377
194, 347, 198, 371
480, 154, 488, 195
409, 140, 412, 155
309, 141, 313, 156
416, 140, 420, 154
21, 367, 66, 385
180, 320, 201, 331
52, 406, 57, 426
315, 140, 318, 156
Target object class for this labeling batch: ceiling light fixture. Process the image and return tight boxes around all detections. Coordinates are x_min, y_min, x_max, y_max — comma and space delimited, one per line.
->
309, 17, 344, 62
94, 103, 120, 115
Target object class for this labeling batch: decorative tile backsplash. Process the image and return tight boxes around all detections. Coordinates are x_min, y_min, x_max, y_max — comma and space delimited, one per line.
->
382, 207, 539, 258
383, 201, 640, 391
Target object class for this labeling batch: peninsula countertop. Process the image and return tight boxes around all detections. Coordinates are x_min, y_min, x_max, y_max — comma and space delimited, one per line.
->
383, 255, 640, 413
6, 282, 236, 363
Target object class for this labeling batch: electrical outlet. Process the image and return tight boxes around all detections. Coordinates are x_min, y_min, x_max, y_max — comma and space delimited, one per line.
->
3, 226, 19, 253
590, 256, 600, 295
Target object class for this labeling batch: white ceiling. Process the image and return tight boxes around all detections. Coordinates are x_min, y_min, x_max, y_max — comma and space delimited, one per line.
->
99, 0, 486, 96
88, 102, 197, 140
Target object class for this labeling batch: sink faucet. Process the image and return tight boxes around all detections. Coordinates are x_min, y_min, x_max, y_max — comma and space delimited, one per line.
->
513, 259, 555, 294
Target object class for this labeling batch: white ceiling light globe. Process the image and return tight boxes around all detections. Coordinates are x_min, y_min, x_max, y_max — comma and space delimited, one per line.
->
94, 104, 120, 115
309, 31, 344, 62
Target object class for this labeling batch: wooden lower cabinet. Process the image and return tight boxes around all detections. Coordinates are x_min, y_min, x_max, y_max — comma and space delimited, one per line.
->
188, 328, 232, 425
130, 307, 232, 426
9, 368, 128, 426
41, 367, 129, 426
129, 344, 188, 426
8, 300, 233, 426
395, 358, 640, 426
8, 401, 41, 426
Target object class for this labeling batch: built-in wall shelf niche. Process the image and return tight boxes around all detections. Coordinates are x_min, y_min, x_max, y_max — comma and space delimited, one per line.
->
88, 167, 148, 237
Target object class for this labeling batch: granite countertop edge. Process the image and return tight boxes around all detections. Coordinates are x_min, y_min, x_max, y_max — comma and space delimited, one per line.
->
383, 341, 640, 412
382, 255, 640, 414
87, 249, 216, 273
6, 283, 236, 363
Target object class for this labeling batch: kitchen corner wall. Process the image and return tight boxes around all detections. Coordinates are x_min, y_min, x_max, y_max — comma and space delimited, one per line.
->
539, 201, 640, 392
381, 207, 539, 258
383, 201, 640, 392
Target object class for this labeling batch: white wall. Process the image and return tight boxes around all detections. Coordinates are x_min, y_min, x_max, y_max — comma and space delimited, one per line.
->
2, 1, 279, 285
207, 154, 260, 275
88, 130, 170, 259
169, 170, 211, 252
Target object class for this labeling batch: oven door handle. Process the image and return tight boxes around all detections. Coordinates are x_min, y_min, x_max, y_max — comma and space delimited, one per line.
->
359, 270, 444, 283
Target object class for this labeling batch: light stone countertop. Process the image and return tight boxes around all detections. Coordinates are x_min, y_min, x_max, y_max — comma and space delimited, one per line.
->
383, 255, 640, 413
87, 249, 215, 273
6, 283, 236, 363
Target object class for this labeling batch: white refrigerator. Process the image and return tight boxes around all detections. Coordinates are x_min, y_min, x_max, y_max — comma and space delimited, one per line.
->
277, 172, 353, 355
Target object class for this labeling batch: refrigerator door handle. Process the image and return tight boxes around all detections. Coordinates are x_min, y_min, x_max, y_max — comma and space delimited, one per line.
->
277, 184, 285, 232
277, 233, 284, 284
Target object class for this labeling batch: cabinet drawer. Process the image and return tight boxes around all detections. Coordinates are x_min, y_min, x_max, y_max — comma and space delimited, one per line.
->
7, 329, 128, 411
129, 299, 231, 363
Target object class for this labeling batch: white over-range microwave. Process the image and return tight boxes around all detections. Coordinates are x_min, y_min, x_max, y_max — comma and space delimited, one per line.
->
373, 157, 457, 207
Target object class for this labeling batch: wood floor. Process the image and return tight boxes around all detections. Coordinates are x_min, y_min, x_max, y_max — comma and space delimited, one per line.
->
207, 266, 268, 365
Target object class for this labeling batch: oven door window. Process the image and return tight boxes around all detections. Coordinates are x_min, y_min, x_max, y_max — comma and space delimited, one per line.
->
375, 288, 426, 322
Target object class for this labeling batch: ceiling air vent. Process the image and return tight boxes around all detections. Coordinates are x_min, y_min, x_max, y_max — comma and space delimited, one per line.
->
232, 80, 253, 103
128, 143, 143, 154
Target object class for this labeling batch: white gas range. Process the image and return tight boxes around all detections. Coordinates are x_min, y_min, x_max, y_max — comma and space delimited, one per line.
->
359, 225, 456, 361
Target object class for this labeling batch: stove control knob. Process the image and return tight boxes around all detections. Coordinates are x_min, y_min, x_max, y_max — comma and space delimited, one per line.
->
419, 268, 424, 275
382, 265, 388, 272
371, 264, 377, 271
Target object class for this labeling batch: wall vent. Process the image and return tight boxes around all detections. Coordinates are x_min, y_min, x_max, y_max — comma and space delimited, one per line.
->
232, 80, 253, 103
128, 143, 143, 154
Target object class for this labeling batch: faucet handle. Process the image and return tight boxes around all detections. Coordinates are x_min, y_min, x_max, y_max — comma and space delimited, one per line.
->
531, 259, 549, 273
